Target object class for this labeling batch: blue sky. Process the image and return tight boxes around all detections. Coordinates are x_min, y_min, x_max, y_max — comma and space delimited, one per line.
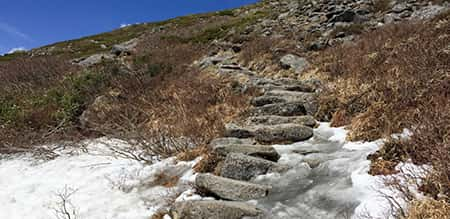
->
0, 0, 258, 55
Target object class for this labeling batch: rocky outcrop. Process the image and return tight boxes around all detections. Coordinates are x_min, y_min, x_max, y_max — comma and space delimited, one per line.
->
195, 174, 271, 201
171, 200, 264, 219
74, 53, 114, 67
220, 153, 287, 181
111, 38, 138, 56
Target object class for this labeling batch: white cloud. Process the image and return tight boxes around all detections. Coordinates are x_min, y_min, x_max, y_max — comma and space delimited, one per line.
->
7, 47, 27, 54
120, 23, 131, 28
0, 22, 34, 42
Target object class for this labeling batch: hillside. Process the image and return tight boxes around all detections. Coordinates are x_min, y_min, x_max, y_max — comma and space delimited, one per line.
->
0, 0, 449, 218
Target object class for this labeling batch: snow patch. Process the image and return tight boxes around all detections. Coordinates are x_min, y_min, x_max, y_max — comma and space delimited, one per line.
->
0, 139, 199, 219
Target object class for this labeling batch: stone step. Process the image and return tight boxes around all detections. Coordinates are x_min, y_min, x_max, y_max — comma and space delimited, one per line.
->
263, 90, 318, 115
254, 124, 314, 144
171, 200, 264, 219
224, 123, 314, 144
220, 153, 288, 181
210, 137, 257, 147
251, 95, 287, 107
245, 115, 317, 127
195, 173, 272, 201
213, 144, 280, 161
224, 123, 255, 138
250, 102, 307, 117
255, 84, 316, 93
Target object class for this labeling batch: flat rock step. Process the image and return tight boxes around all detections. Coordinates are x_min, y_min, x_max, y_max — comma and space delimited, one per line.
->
255, 124, 314, 144
213, 144, 280, 161
252, 77, 320, 90
220, 153, 288, 181
172, 200, 264, 219
225, 123, 314, 144
245, 115, 317, 127
195, 173, 272, 201
250, 102, 307, 117
255, 90, 318, 115
255, 84, 316, 93
210, 137, 257, 147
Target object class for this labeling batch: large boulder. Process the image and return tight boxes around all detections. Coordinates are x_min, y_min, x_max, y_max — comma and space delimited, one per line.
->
280, 54, 310, 74
171, 200, 264, 219
195, 174, 271, 201
254, 124, 314, 144
213, 144, 280, 161
220, 153, 288, 181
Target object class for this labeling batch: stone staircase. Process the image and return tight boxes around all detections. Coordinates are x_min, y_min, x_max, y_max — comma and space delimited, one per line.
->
170, 55, 321, 219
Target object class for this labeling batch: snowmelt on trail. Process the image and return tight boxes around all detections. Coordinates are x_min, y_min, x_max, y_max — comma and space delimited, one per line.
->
0, 138, 199, 219
251, 123, 423, 219
0, 125, 423, 219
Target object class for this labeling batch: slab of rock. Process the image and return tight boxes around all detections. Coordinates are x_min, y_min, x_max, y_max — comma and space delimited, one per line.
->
264, 90, 319, 115
251, 96, 286, 107
256, 84, 316, 93
213, 144, 280, 161
251, 102, 307, 116
171, 200, 264, 219
210, 137, 257, 147
246, 115, 317, 127
224, 123, 255, 138
220, 153, 287, 181
195, 174, 271, 201
280, 54, 310, 74
75, 53, 114, 67
254, 124, 314, 144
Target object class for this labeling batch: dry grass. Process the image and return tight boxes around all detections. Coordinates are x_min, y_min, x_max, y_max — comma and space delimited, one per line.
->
405, 199, 450, 219
315, 11, 450, 211
153, 173, 181, 188
317, 16, 449, 141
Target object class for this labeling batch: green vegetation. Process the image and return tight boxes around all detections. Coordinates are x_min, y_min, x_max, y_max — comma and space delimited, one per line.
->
0, 97, 22, 125
42, 71, 106, 123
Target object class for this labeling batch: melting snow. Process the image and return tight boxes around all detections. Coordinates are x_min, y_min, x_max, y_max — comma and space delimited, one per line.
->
0, 138, 199, 219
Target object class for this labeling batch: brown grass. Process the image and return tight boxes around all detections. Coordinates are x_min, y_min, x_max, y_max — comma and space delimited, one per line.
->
405, 199, 450, 219
153, 173, 181, 188
315, 11, 450, 209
